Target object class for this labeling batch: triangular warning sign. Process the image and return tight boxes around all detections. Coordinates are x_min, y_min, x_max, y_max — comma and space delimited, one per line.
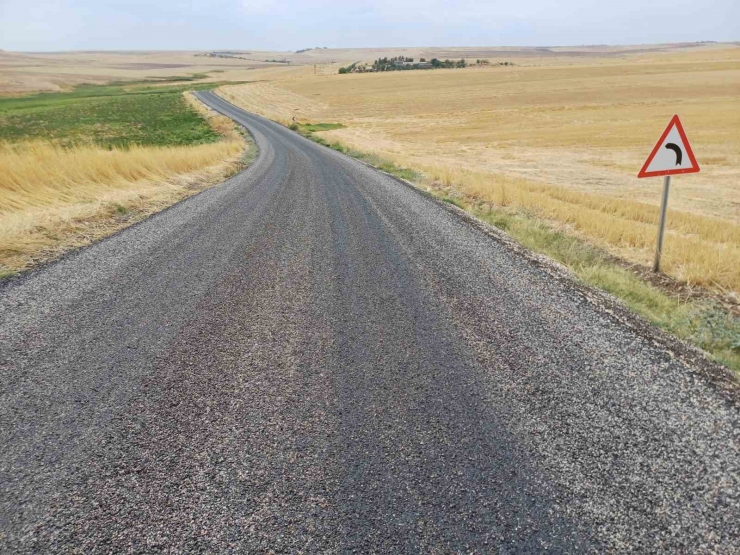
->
638, 115, 700, 178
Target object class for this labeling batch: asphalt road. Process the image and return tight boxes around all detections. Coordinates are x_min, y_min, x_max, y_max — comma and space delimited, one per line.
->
0, 90, 738, 553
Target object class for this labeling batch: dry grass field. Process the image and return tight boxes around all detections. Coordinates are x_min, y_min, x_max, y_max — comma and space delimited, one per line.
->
217, 43, 740, 294
0, 50, 287, 94
0, 48, 359, 95
0, 138, 243, 272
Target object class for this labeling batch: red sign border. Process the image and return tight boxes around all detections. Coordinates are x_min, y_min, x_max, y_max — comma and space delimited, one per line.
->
637, 115, 700, 178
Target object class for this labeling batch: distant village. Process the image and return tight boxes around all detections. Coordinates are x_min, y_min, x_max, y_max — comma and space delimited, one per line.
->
339, 57, 513, 74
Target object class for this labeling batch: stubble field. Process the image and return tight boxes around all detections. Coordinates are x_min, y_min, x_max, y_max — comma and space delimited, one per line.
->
218, 43, 740, 294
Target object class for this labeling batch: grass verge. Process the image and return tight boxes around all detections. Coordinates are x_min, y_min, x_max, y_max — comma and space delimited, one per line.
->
469, 204, 740, 374
290, 122, 422, 182
290, 121, 740, 377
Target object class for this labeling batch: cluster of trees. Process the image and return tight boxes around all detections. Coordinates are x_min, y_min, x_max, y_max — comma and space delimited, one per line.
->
338, 56, 482, 75
338, 62, 357, 74
475, 59, 515, 66
196, 52, 251, 60
369, 57, 466, 72
430, 58, 467, 69
371, 56, 414, 71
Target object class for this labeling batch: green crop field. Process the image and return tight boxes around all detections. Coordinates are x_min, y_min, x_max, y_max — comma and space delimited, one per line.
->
0, 80, 239, 148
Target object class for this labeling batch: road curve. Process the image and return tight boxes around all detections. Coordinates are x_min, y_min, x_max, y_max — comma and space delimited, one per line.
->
0, 90, 738, 553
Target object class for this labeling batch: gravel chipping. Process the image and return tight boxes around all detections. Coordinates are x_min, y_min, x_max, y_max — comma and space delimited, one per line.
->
0, 90, 737, 553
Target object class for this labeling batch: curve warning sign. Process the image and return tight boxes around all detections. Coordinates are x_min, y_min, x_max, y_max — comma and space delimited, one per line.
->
638, 115, 700, 178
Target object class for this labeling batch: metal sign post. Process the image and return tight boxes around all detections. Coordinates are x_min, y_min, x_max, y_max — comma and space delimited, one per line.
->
637, 115, 700, 273
653, 175, 671, 272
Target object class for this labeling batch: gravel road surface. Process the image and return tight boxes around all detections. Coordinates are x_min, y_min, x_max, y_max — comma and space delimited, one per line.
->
0, 90, 738, 553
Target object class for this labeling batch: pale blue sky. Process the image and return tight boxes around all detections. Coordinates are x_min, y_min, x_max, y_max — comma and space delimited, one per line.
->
1, 0, 738, 52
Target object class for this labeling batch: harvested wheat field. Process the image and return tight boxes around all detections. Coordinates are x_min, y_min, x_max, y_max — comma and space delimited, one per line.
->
218, 43, 740, 293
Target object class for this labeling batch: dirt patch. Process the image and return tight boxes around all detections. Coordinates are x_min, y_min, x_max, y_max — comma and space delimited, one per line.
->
624, 261, 740, 316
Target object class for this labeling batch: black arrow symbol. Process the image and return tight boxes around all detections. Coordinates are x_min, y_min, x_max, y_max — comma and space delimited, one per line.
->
665, 143, 683, 166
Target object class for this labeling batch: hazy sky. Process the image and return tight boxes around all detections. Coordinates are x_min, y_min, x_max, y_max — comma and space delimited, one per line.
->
1, 0, 738, 51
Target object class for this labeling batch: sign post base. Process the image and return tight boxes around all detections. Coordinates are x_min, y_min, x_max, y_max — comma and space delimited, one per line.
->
653, 175, 671, 273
